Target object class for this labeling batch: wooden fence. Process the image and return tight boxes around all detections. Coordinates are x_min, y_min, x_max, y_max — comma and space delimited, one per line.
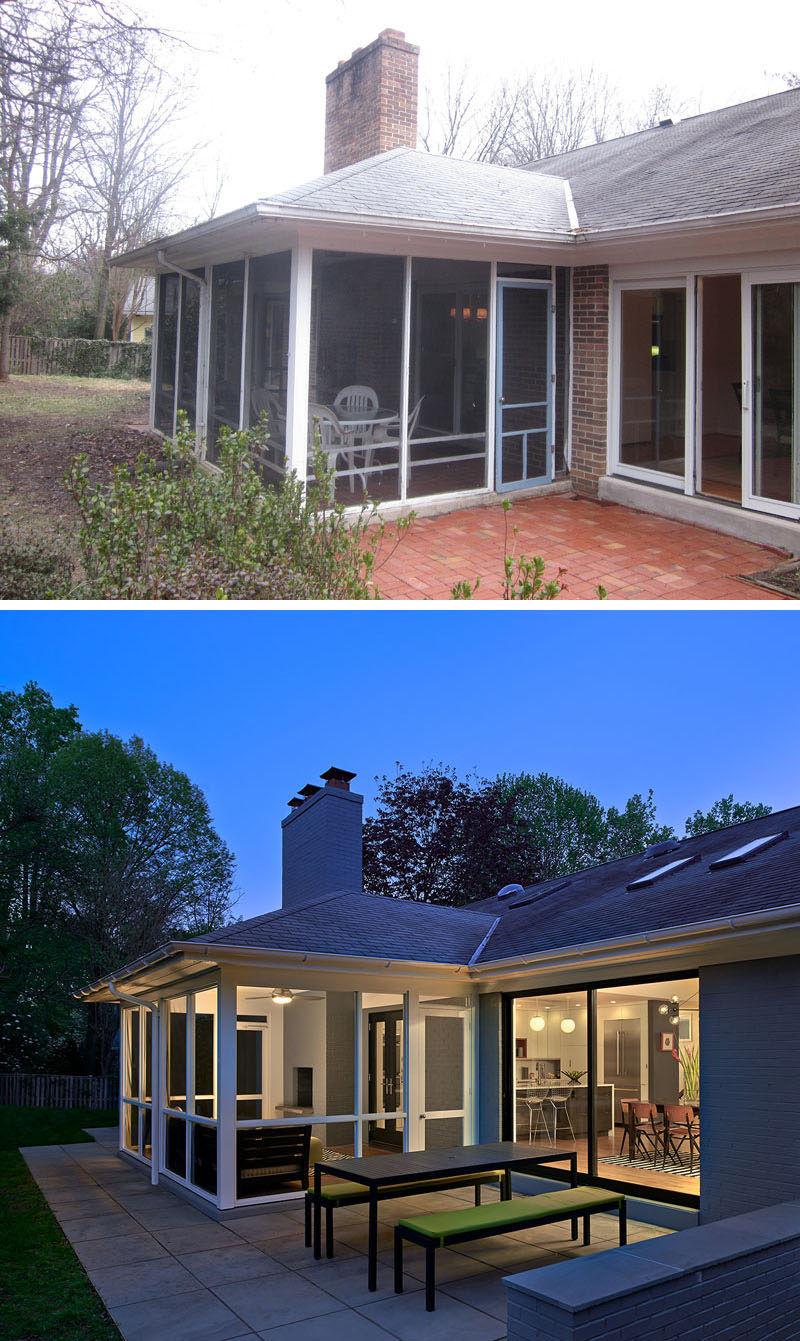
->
8, 335, 149, 379
0, 1072, 118, 1109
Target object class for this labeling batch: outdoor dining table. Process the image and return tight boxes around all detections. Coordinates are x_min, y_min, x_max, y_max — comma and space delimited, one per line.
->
336, 409, 399, 444
312, 1140, 578, 1291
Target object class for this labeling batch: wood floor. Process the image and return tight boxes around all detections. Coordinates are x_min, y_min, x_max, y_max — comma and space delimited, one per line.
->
517, 1130, 699, 1196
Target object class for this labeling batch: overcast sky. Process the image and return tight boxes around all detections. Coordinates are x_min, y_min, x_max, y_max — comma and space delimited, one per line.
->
2, 609, 798, 920
138, 0, 795, 220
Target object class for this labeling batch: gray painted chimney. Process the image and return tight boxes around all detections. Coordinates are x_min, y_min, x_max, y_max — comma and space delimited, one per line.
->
281, 766, 363, 909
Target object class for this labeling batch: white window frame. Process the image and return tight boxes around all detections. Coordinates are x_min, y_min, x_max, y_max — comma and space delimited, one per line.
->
160, 983, 219, 1205
742, 267, 800, 520
609, 275, 694, 495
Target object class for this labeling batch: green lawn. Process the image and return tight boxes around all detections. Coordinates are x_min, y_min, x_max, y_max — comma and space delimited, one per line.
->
0, 1106, 121, 1341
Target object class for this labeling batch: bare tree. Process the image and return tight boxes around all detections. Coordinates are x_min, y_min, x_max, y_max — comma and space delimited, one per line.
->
75, 27, 195, 338
0, 3, 97, 375
420, 68, 519, 162
422, 66, 681, 168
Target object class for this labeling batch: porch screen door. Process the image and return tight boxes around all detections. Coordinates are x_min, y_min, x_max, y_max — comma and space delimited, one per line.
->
496, 281, 553, 490
420, 1008, 467, 1150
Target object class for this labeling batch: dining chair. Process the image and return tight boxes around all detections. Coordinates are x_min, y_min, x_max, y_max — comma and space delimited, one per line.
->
629, 1101, 664, 1164
662, 1104, 699, 1173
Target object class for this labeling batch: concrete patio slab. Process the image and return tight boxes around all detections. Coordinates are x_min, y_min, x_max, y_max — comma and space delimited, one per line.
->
21, 1139, 671, 1341
357, 1288, 507, 1340
178, 1243, 289, 1286
256, 1312, 395, 1340
212, 1273, 343, 1331
109, 1286, 257, 1341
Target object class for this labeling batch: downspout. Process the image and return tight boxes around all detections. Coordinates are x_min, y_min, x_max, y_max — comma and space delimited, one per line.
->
109, 982, 161, 1186
156, 250, 207, 287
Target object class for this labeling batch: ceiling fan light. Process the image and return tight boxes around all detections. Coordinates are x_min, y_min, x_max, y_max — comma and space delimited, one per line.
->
272, 988, 293, 1005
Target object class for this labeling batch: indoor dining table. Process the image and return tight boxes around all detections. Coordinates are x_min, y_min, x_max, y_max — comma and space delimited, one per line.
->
312, 1140, 578, 1291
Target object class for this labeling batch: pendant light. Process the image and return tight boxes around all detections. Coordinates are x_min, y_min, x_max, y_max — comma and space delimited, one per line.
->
529, 999, 546, 1031
560, 998, 576, 1033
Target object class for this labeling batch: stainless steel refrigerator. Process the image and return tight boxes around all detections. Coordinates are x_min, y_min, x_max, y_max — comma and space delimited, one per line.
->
603, 1018, 641, 1123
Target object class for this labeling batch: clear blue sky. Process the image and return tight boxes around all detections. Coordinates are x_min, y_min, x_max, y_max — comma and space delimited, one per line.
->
1, 609, 797, 920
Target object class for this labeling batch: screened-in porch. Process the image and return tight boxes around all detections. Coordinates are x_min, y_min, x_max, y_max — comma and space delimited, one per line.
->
151, 246, 571, 508
120, 975, 474, 1211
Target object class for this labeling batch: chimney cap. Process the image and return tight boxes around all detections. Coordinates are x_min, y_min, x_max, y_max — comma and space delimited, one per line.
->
287, 796, 305, 808
320, 765, 357, 787
299, 783, 322, 799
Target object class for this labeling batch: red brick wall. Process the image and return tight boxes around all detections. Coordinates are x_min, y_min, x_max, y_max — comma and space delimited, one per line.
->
570, 265, 609, 498
324, 29, 419, 174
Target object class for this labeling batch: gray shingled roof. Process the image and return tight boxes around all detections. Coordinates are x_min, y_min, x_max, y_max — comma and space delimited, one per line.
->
268, 146, 571, 234
189, 888, 497, 964
179, 807, 800, 971
528, 87, 800, 231
477, 805, 800, 963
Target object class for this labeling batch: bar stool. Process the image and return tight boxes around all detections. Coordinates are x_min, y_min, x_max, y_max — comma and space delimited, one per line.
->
524, 1089, 553, 1145
549, 1087, 575, 1142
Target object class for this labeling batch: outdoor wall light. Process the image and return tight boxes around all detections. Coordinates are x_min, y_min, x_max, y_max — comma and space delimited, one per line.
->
271, 988, 293, 1005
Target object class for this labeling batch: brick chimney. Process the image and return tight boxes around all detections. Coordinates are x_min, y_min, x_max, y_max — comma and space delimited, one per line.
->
324, 29, 419, 174
281, 766, 363, 909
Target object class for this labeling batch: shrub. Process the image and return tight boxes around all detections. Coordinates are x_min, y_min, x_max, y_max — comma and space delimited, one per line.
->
0, 521, 72, 600
64, 415, 410, 600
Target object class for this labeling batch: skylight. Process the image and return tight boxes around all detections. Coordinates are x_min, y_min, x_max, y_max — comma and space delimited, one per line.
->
708, 832, 788, 869
627, 855, 698, 890
509, 878, 571, 909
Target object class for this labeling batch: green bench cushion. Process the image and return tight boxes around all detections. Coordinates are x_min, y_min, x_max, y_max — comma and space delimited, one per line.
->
316, 1170, 505, 1206
398, 1187, 624, 1245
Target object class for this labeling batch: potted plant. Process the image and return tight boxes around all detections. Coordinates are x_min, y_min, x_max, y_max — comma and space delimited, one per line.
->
679, 1045, 699, 1102
560, 1069, 587, 1084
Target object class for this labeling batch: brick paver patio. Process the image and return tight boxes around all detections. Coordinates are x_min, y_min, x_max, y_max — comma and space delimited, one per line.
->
374, 495, 790, 601
23, 1131, 670, 1341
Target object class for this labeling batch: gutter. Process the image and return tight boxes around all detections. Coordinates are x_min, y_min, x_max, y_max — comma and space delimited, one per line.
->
469, 901, 800, 980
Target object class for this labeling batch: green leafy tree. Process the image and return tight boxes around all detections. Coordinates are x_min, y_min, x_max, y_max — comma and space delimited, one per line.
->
363, 765, 677, 905
0, 683, 236, 1073
684, 794, 772, 837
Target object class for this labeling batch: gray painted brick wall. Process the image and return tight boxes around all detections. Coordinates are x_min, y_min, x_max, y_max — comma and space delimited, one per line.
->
281, 786, 363, 909
506, 1202, 800, 1341
700, 955, 800, 1222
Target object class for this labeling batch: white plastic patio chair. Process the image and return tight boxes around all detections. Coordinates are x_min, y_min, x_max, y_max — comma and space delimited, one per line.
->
308, 402, 365, 493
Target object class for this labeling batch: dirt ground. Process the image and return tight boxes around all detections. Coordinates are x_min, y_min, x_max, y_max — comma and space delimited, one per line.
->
0, 375, 157, 539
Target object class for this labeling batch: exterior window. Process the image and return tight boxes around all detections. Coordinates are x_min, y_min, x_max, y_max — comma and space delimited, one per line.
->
121, 1005, 153, 1162
595, 977, 699, 1196
309, 251, 404, 504
244, 252, 291, 488
154, 274, 179, 433
752, 283, 800, 506
512, 992, 589, 1175
510, 979, 699, 1202
162, 987, 218, 1198
409, 258, 490, 498
207, 260, 245, 458
176, 274, 202, 429
619, 287, 686, 478
235, 985, 358, 1200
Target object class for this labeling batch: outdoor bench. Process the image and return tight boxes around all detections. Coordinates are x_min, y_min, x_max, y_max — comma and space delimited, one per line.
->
393, 1184, 627, 1310
304, 1169, 509, 1258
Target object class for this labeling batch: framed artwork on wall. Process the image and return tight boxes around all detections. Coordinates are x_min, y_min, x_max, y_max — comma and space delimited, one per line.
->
660, 1032, 675, 1052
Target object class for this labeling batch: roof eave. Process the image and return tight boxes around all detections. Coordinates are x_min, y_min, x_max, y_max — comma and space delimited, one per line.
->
470, 901, 800, 981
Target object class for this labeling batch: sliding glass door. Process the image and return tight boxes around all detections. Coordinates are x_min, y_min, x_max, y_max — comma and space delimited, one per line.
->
746, 280, 800, 515
618, 285, 687, 483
